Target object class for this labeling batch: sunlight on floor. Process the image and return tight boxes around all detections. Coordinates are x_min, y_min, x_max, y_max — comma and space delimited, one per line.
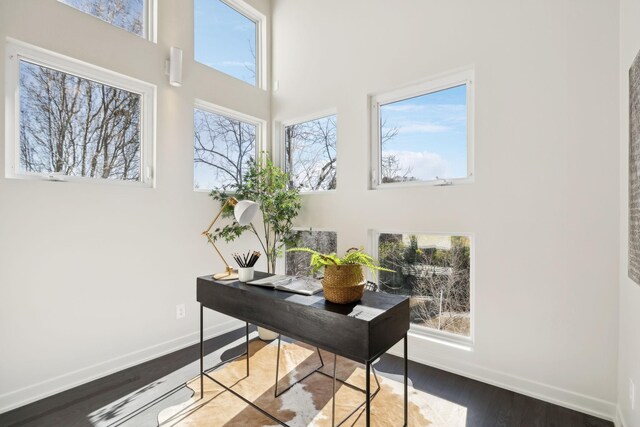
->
87, 334, 257, 426
86, 337, 470, 427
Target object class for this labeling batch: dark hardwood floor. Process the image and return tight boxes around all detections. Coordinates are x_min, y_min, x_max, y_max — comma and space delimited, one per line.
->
0, 327, 613, 427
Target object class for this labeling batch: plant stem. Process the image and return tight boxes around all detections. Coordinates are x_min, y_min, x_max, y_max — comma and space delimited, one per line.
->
250, 223, 267, 254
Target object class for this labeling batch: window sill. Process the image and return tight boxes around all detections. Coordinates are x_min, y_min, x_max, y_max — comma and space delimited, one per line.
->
298, 189, 337, 196
408, 325, 474, 352
371, 175, 474, 190
6, 173, 153, 188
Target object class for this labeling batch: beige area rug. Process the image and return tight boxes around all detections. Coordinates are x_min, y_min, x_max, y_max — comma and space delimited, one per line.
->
158, 340, 467, 426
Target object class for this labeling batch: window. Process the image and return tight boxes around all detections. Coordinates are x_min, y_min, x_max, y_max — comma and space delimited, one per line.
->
195, 0, 264, 87
193, 102, 262, 191
371, 70, 474, 187
5, 40, 155, 185
59, 0, 154, 40
284, 114, 337, 192
376, 233, 472, 339
286, 230, 337, 277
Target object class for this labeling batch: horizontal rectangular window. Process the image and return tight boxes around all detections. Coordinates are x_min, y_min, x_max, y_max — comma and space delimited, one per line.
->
19, 61, 142, 180
193, 103, 261, 191
5, 41, 155, 185
195, 0, 262, 86
371, 70, 473, 187
286, 230, 337, 278
377, 233, 472, 338
284, 115, 337, 192
59, 0, 152, 39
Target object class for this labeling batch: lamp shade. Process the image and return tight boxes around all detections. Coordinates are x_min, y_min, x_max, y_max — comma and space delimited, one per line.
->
234, 200, 259, 225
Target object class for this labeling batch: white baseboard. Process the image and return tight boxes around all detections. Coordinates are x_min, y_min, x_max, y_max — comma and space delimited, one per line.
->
0, 318, 243, 414
386, 345, 617, 422
1, 320, 620, 423
616, 405, 628, 427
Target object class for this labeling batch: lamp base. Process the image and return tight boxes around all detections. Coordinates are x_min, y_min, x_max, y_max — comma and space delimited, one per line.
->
213, 271, 239, 280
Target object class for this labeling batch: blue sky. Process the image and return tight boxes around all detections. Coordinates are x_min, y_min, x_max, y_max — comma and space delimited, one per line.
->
194, 0, 256, 85
380, 84, 467, 181
61, 0, 144, 36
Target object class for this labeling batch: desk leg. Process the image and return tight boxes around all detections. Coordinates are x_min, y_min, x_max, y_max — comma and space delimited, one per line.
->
404, 333, 408, 426
200, 303, 204, 400
365, 360, 371, 427
245, 322, 250, 377
331, 354, 337, 427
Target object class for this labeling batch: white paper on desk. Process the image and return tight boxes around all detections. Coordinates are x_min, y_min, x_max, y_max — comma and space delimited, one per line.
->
246, 275, 289, 287
274, 278, 322, 296
247, 275, 322, 295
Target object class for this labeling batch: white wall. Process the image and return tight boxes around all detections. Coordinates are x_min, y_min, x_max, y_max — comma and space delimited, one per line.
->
0, 0, 625, 421
272, 0, 620, 420
619, 0, 640, 424
0, 0, 270, 412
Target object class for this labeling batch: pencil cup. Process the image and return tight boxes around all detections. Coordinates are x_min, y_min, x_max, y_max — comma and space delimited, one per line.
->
238, 267, 255, 282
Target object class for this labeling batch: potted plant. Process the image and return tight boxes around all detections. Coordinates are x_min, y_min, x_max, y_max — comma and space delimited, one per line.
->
209, 152, 302, 339
209, 153, 302, 274
287, 247, 394, 303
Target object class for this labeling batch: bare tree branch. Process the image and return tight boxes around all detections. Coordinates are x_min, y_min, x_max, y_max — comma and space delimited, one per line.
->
285, 116, 337, 191
193, 109, 256, 190
19, 60, 141, 181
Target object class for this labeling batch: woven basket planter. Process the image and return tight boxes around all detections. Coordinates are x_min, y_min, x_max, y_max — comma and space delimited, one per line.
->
322, 264, 365, 304
322, 283, 365, 304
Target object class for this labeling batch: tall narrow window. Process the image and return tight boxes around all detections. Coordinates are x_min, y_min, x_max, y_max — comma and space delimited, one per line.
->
59, 0, 151, 39
195, 0, 261, 86
193, 103, 260, 191
286, 230, 337, 277
371, 70, 473, 187
5, 41, 155, 185
284, 115, 337, 192
377, 233, 472, 338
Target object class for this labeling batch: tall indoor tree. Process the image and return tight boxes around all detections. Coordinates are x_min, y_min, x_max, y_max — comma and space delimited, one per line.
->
207, 152, 302, 274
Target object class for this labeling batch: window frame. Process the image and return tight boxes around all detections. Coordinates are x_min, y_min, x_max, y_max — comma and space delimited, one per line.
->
277, 109, 338, 195
58, 0, 157, 42
370, 229, 475, 347
195, 0, 267, 89
193, 99, 266, 193
370, 68, 475, 189
4, 39, 156, 187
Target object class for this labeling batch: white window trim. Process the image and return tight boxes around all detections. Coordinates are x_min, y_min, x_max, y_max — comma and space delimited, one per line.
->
370, 68, 475, 189
290, 225, 338, 234
4, 38, 157, 187
198, 0, 267, 90
58, 0, 158, 42
276, 109, 338, 195
193, 99, 266, 193
369, 229, 475, 348
146, 0, 158, 43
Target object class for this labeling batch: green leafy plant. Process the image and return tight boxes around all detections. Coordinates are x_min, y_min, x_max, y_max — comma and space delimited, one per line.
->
209, 152, 302, 273
287, 247, 394, 276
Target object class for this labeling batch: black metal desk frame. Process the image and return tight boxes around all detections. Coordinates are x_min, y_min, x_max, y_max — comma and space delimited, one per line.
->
198, 273, 410, 427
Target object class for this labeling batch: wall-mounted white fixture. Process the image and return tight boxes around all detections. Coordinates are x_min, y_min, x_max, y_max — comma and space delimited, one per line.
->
166, 46, 183, 87
176, 303, 186, 319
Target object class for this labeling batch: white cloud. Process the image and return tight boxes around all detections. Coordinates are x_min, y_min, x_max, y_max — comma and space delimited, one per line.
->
399, 123, 449, 133
383, 150, 450, 180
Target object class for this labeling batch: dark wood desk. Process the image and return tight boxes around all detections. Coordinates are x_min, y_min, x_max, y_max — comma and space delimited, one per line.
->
197, 272, 410, 426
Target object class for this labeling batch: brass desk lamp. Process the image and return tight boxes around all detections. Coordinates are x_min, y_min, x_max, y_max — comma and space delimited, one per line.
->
202, 197, 259, 280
